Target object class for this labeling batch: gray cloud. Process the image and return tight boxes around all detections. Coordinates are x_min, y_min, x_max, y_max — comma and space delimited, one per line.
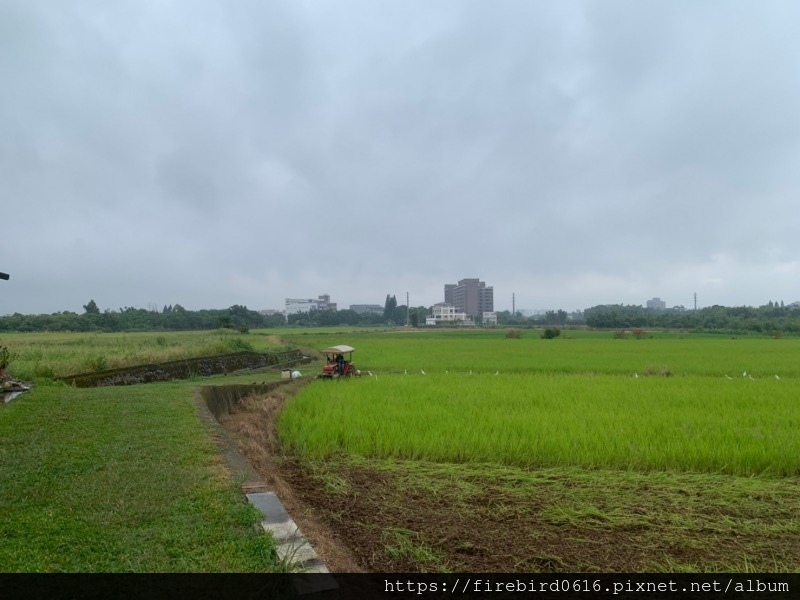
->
2, 0, 799, 316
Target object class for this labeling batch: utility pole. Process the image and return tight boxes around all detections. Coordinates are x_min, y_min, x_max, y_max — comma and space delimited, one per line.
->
512, 293, 515, 317
694, 292, 697, 312
1, 274, 8, 320
406, 292, 409, 327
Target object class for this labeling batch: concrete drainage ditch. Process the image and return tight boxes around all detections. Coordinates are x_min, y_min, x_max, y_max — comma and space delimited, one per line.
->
199, 382, 336, 584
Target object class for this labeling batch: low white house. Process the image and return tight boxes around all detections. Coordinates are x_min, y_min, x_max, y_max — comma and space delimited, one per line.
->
426, 303, 469, 325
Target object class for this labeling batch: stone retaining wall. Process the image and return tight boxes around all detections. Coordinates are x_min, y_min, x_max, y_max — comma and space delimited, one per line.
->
60, 350, 305, 388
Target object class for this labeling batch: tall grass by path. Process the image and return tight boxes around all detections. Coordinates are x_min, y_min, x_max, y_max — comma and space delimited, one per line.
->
1, 329, 285, 380
278, 373, 800, 476
0, 382, 277, 572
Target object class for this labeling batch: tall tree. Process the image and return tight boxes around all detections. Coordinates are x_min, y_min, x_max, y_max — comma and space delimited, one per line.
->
383, 294, 397, 319
83, 299, 100, 315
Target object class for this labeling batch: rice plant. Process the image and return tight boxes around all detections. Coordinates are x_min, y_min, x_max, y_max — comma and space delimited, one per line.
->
278, 372, 800, 476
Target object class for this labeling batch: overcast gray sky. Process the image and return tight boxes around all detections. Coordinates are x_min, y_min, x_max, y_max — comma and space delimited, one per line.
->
3, 0, 799, 316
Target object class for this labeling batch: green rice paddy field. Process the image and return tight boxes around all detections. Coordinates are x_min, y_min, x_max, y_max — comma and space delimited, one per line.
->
273, 328, 800, 571
280, 329, 800, 476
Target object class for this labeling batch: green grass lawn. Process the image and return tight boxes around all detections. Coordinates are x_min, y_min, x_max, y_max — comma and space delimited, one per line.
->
0, 379, 279, 572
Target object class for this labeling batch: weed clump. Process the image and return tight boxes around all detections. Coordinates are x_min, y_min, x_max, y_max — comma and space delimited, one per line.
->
642, 365, 673, 377
84, 355, 108, 371
0, 344, 10, 372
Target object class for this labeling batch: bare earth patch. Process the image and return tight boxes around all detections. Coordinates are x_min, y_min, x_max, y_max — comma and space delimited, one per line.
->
216, 387, 800, 573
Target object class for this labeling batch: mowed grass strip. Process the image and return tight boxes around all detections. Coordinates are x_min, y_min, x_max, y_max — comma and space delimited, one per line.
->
0, 382, 277, 572
278, 374, 800, 476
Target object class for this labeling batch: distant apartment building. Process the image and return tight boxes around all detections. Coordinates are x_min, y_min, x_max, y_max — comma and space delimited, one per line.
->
284, 294, 337, 316
444, 278, 494, 318
646, 297, 666, 311
444, 284, 456, 305
349, 304, 383, 314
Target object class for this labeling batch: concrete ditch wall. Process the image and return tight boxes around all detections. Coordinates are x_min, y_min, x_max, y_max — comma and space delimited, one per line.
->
198, 381, 334, 578
200, 380, 294, 420
60, 350, 305, 388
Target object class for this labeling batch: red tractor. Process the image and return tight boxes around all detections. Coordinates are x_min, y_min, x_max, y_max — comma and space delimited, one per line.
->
320, 345, 359, 379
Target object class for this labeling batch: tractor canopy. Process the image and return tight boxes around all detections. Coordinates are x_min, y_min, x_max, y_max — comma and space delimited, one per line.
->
321, 345, 355, 355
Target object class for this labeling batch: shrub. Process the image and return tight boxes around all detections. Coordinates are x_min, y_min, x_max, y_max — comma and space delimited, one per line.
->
541, 327, 561, 339
0, 345, 9, 371
222, 337, 254, 353
505, 329, 522, 339
613, 329, 627, 339
84, 355, 108, 371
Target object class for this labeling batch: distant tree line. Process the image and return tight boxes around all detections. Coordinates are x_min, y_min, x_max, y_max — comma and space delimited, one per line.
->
580, 302, 800, 334
285, 294, 426, 327
3, 297, 799, 335
494, 301, 800, 335
0, 296, 425, 333
0, 301, 285, 333
285, 294, 428, 327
